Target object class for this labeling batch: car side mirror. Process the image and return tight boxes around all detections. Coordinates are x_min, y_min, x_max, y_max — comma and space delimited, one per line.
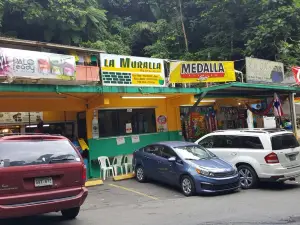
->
168, 157, 176, 162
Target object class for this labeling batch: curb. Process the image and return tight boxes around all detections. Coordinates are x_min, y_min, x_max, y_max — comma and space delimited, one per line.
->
85, 179, 104, 187
113, 173, 135, 181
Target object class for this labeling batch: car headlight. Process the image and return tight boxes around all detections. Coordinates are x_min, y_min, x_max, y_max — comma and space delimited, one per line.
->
196, 168, 214, 177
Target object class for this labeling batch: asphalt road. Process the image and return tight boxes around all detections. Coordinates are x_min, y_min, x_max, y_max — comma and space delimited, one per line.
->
2, 179, 300, 225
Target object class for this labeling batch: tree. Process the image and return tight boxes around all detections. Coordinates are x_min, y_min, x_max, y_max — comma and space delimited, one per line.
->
1, 0, 108, 45
2, 0, 300, 70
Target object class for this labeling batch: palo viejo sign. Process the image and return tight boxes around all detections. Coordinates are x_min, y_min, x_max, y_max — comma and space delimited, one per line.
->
169, 61, 236, 83
100, 53, 165, 87
0, 48, 76, 80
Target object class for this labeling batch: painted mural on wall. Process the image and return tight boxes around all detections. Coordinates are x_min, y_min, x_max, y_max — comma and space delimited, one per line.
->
0, 48, 76, 80
180, 106, 217, 141
100, 53, 165, 87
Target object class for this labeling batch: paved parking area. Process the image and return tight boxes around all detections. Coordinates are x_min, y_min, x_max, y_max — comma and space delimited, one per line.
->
82, 177, 300, 212
82, 179, 184, 211
2, 178, 300, 225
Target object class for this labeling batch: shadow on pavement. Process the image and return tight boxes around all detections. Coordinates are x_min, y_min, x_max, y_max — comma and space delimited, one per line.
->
258, 181, 300, 191
0, 214, 81, 225
145, 179, 240, 198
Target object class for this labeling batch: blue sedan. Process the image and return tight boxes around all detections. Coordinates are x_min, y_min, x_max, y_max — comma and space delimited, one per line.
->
133, 141, 240, 196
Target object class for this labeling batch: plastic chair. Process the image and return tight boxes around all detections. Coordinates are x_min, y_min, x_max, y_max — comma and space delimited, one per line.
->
98, 156, 114, 180
123, 154, 133, 174
112, 155, 124, 176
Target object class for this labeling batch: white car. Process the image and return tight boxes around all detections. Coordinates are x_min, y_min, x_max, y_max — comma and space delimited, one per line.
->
195, 129, 300, 189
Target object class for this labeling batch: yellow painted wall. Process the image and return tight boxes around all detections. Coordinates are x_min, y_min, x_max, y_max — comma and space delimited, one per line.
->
43, 111, 77, 122
86, 94, 194, 139
0, 93, 86, 112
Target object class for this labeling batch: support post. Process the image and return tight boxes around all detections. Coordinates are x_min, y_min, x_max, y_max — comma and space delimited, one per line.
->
289, 93, 298, 137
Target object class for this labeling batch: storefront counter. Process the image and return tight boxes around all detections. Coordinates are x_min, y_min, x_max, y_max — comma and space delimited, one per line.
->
88, 131, 182, 178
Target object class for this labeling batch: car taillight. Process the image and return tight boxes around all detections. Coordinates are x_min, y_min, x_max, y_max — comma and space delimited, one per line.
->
82, 164, 87, 183
265, 152, 279, 164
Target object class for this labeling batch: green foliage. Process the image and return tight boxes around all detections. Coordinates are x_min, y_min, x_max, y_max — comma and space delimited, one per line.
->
1, 0, 300, 71
1, 0, 107, 44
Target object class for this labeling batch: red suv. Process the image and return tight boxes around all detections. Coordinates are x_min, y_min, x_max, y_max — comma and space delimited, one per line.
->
0, 134, 88, 219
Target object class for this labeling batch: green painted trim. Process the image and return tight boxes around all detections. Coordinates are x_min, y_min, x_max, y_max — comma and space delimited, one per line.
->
231, 82, 300, 91
87, 131, 183, 179
195, 82, 300, 97
0, 84, 201, 94
203, 95, 265, 99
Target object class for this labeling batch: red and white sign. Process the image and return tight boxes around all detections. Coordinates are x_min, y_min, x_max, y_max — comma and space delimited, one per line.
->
292, 67, 300, 84
157, 115, 168, 132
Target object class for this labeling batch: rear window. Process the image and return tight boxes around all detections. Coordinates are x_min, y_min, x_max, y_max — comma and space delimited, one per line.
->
271, 134, 300, 150
0, 140, 81, 168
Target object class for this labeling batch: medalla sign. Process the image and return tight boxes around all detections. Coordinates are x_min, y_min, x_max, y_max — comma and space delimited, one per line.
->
169, 61, 236, 83
100, 53, 165, 86
0, 48, 76, 80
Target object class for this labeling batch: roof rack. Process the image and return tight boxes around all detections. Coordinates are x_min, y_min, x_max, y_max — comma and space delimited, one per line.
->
212, 128, 287, 134
0, 133, 62, 137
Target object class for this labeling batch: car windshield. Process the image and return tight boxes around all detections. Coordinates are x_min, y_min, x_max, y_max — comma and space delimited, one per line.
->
174, 145, 216, 160
0, 140, 80, 168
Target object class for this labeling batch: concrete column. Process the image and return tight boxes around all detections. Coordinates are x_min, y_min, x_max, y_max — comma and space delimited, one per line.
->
289, 93, 298, 137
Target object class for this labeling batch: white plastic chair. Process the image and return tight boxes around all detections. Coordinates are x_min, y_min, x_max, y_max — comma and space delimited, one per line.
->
112, 155, 124, 176
98, 156, 114, 180
123, 154, 133, 174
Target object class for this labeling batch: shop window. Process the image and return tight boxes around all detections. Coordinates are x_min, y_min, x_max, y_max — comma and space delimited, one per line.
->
98, 108, 156, 137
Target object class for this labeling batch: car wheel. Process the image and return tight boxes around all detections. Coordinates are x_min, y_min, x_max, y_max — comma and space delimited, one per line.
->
61, 207, 80, 220
136, 165, 146, 183
181, 175, 195, 197
238, 165, 258, 189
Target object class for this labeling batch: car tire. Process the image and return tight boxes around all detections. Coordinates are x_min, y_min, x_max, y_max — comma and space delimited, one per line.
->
181, 175, 195, 197
61, 207, 80, 220
135, 165, 147, 183
237, 165, 258, 189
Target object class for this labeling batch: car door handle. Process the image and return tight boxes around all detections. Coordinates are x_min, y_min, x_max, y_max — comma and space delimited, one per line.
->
231, 152, 237, 156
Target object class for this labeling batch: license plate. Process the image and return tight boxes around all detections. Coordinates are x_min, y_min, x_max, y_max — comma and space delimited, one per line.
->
34, 177, 53, 187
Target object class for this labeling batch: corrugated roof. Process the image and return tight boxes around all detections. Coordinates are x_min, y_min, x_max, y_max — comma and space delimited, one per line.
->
0, 37, 105, 54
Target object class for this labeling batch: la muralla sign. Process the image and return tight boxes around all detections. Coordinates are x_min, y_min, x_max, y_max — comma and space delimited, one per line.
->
100, 53, 165, 87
